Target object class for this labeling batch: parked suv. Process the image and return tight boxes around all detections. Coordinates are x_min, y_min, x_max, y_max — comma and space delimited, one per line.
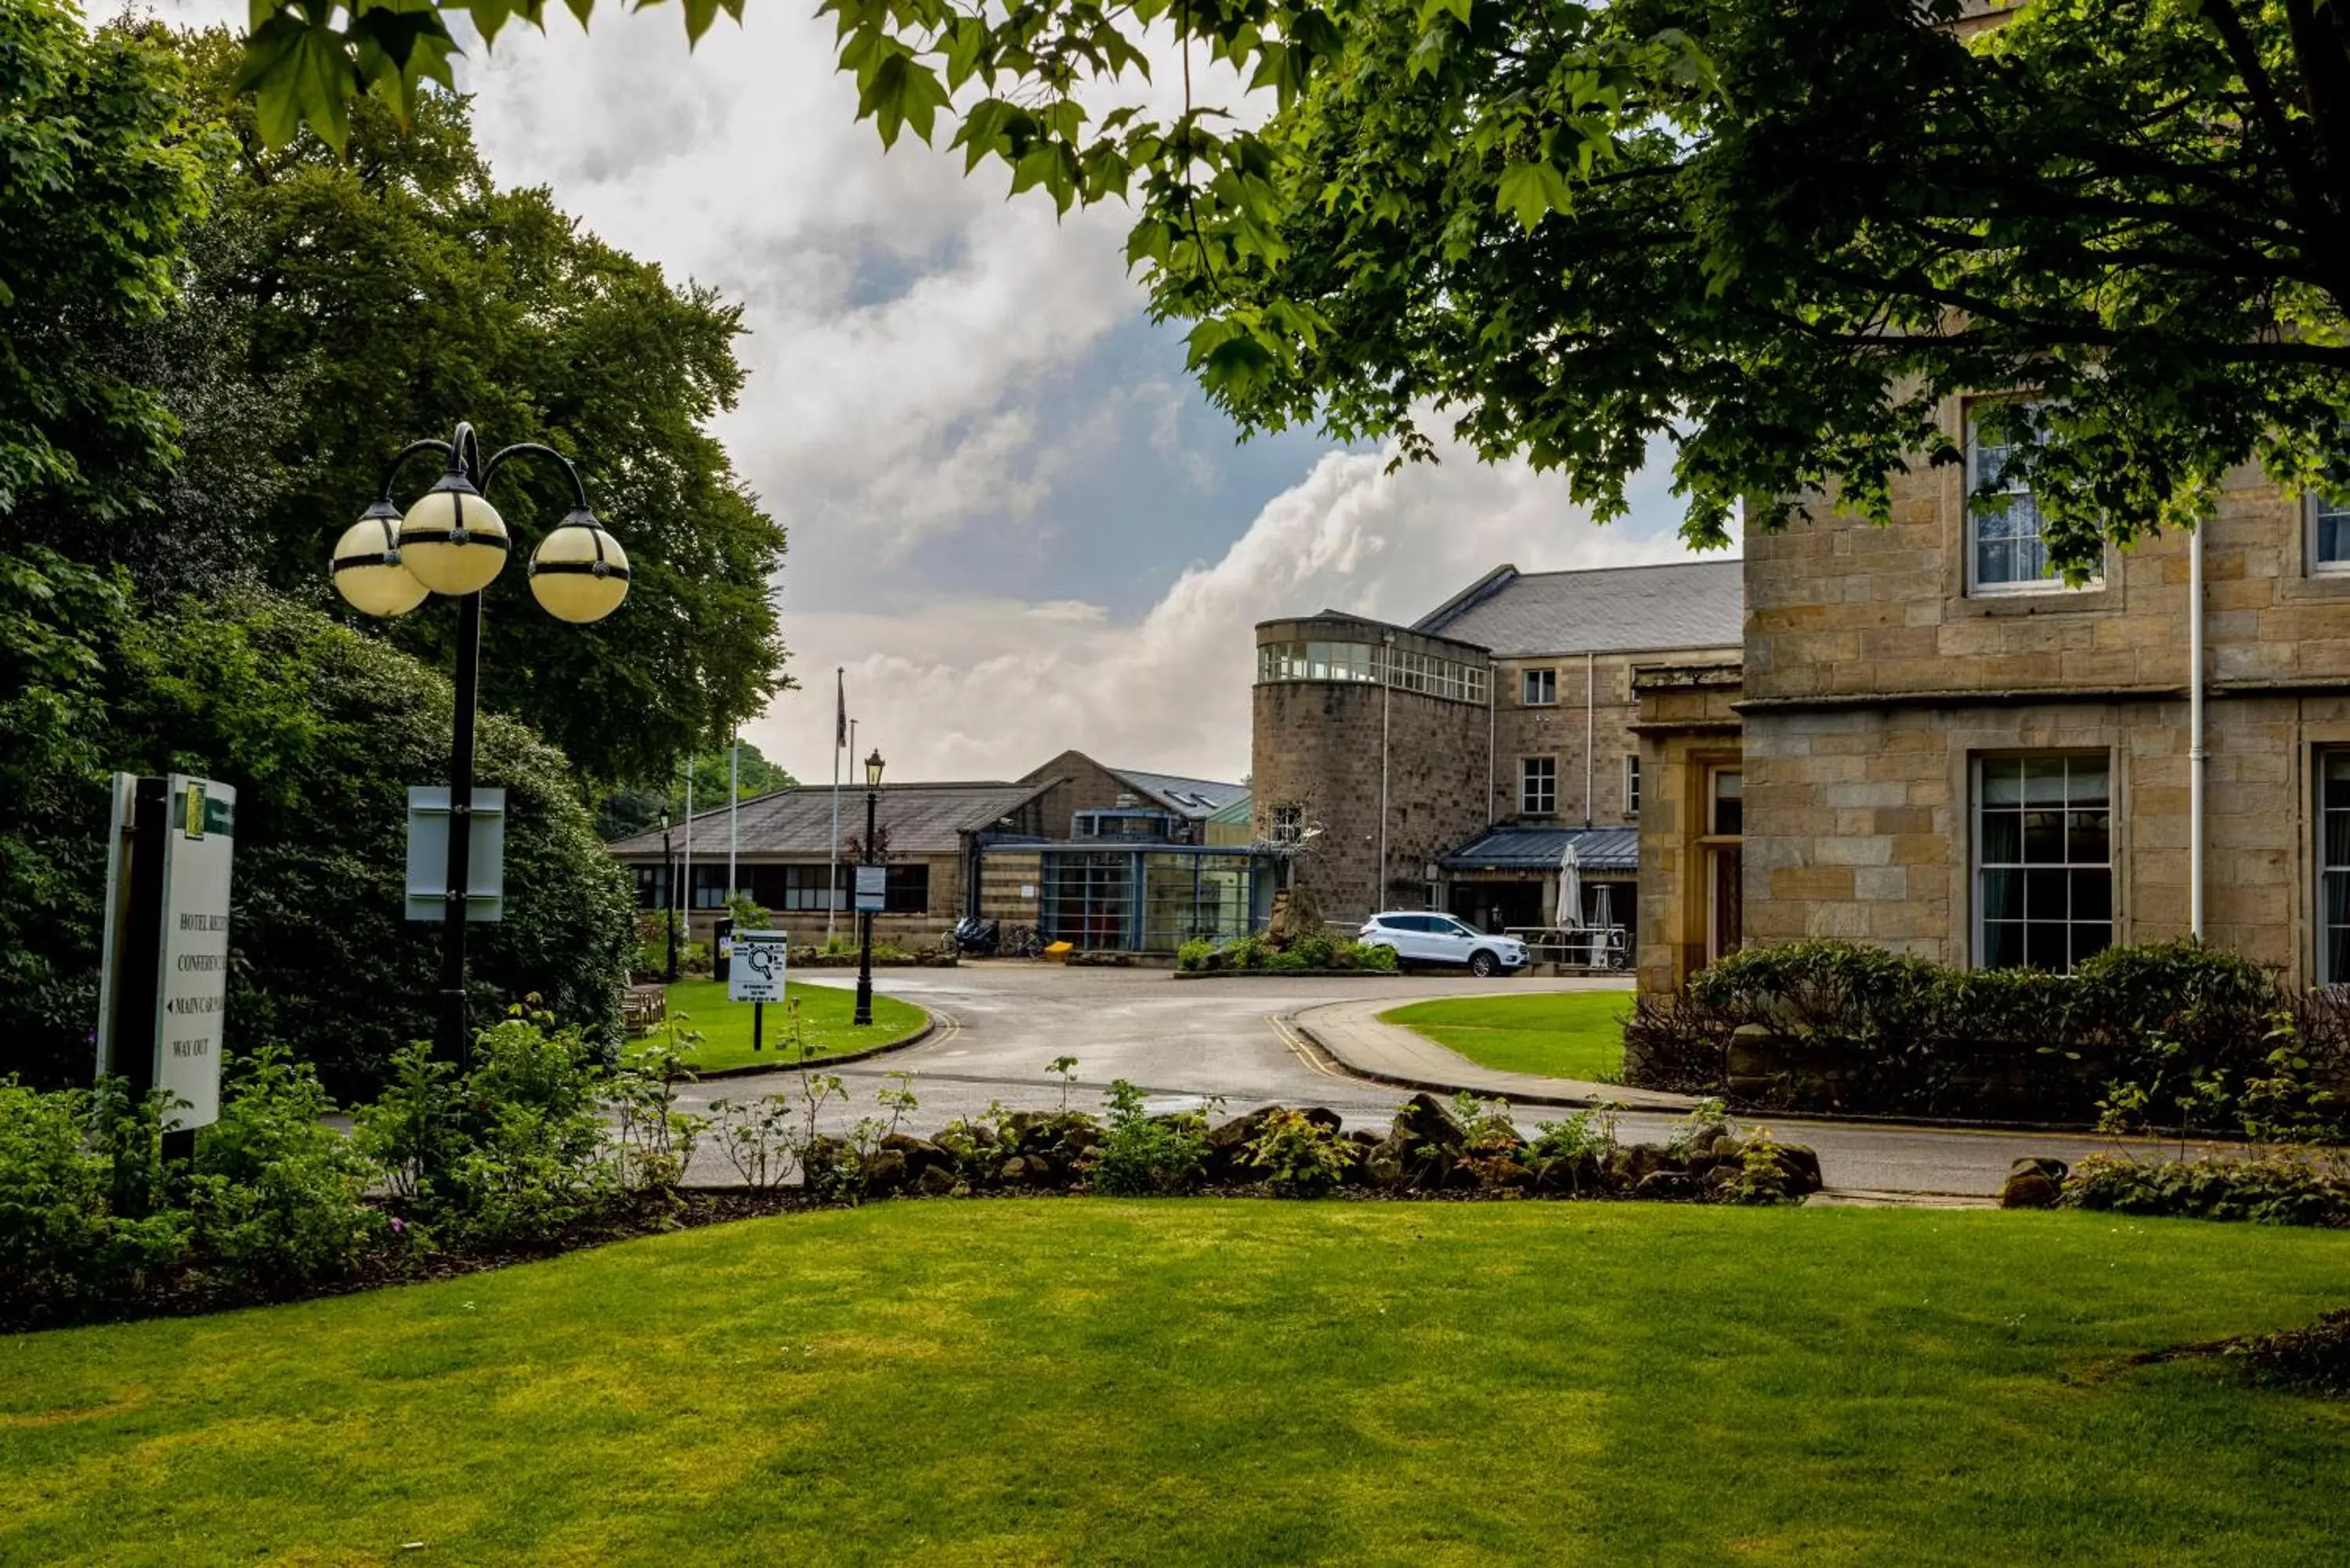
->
1357, 912, 1529, 977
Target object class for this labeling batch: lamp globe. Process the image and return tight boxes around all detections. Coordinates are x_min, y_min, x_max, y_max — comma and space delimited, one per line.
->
331, 504, 429, 617
528, 511, 631, 623
399, 473, 509, 597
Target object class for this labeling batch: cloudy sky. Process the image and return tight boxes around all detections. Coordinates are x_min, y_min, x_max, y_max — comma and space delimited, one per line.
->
173, 4, 1731, 785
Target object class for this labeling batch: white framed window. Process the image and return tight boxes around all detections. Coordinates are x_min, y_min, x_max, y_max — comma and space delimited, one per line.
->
1520, 757, 1557, 815
1522, 668, 1557, 706
1965, 403, 2059, 594
1709, 768, 1742, 836
2310, 493, 2350, 576
1625, 754, 1641, 818
1973, 753, 2113, 973
2319, 754, 2350, 985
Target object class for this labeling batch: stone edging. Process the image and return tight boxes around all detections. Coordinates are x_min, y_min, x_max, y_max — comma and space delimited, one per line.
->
1170, 969, 1412, 981
689, 1013, 939, 1081
1285, 1010, 1665, 1111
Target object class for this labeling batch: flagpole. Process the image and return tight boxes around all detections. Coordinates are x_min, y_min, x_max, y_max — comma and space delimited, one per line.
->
682, 754, 695, 944
827, 667, 844, 945
728, 732, 739, 906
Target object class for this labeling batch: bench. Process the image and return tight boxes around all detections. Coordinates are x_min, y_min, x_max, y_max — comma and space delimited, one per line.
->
622, 984, 667, 1037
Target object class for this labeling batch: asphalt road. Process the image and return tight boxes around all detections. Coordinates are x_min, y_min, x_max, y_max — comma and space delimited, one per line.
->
676, 963, 2117, 1197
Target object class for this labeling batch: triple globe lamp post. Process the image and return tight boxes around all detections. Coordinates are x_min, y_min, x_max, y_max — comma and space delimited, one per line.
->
329, 421, 630, 1063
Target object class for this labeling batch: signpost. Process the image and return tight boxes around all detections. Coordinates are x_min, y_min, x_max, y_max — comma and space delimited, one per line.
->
97, 772, 237, 1136
854, 864, 887, 913
403, 786, 507, 922
729, 929, 790, 1052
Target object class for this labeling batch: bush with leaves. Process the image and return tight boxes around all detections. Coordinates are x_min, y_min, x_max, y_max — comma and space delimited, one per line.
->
1090, 1080, 1213, 1197
2062, 1150, 2350, 1228
190, 1047, 381, 1287
0, 1079, 190, 1318
1244, 1108, 1353, 1198
1626, 938, 2337, 1126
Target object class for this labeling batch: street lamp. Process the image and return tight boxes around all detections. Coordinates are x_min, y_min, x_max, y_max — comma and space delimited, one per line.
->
854, 746, 885, 1026
329, 421, 629, 1064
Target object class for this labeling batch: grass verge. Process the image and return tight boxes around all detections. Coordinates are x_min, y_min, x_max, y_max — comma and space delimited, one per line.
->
4, 1205, 2347, 1565
1381, 989, 1632, 1081
651, 979, 927, 1072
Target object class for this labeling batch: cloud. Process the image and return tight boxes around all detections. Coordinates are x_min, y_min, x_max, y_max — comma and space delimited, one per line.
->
747, 433, 1733, 785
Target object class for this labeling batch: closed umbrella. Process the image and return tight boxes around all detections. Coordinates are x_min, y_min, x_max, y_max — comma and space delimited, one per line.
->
1557, 840, 1582, 933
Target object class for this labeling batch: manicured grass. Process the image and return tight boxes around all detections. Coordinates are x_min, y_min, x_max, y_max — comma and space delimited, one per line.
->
1382, 989, 1632, 1082
649, 979, 927, 1072
5, 1205, 2348, 1565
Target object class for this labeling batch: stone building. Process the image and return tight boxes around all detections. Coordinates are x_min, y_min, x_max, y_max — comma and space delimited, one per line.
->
1632, 391, 2350, 995
609, 752, 1265, 956
1252, 562, 1743, 938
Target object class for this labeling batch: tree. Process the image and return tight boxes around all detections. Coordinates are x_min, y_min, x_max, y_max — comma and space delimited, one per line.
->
164, 30, 788, 785
234, 0, 2350, 573
595, 740, 797, 841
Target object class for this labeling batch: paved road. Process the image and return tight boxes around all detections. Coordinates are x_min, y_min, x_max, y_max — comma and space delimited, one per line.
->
678, 963, 2116, 1197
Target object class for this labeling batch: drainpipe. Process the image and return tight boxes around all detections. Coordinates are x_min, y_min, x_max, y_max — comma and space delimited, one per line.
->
2189, 522, 2207, 941
1584, 650, 1596, 829
1485, 660, 1496, 830
1379, 631, 1394, 914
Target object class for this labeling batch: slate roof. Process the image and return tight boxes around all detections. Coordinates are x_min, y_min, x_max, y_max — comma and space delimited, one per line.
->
1413, 560, 1744, 657
1437, 826, 1641, 873
1112, 768, 1249, 818
606, 781, 1054, 859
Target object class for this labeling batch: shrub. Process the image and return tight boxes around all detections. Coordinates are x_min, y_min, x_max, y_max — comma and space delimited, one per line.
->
1346, 940, 1399, 974
1243, 1108, 1352, 1197
1625, 938, 2341, 1126
190, 1048, 381, 1287
1176, 938, 1216, 972
2061, 1150, 2350, 1227
0, 1078, 190, 1319
1090, 1080, 1212, 1196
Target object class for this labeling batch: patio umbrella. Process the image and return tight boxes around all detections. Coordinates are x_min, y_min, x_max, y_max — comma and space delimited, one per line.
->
1556, 840, 1582, 931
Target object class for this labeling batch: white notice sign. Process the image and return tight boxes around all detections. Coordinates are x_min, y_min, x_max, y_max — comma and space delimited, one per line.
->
157, 774, 235, 1129
854, 864, 887, 913
729, 930, 790, 1003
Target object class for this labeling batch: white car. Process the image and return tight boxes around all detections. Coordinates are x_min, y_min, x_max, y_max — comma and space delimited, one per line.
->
1357, 912, 1528, 977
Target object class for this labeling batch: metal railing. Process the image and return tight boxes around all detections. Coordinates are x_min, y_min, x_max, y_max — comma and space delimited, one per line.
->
1505, 925, 1630, 970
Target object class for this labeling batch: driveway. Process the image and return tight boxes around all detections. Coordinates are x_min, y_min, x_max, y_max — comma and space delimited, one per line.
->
678, 963, 2117, 1198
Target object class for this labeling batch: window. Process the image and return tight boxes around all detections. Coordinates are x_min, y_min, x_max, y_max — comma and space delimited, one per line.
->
1625, 755, 1641, 818
1522, 668, 1557, 706
884, 864, 930, 913
690, 865, 731, 909
772, 863, 844, 912
634, 865, 667, 911
1267, 804, 1303, 846
1255, 638, 1489, 706
1975, 754, 2113, 973
1710, 769, 1742, 836
1520, 757, 1557, 815
2312, 493, 2350, 575
2320, 754, 2350, 985
1967, 403, 2059, 593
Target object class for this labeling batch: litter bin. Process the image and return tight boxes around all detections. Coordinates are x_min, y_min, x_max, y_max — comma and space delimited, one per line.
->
713, 915, 736, 985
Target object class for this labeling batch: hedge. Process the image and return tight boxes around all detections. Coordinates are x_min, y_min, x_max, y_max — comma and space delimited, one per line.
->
1622, 938, 2350, 1128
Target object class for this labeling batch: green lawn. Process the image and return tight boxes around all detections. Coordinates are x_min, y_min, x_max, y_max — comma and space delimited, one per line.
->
649, 979, 927, 1072
1382, 989, 1632, 1082
5, 1205, 2348, 1565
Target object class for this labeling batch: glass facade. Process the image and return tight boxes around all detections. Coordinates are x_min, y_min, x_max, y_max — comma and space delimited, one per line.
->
1975, 754, 2113, 973
1256, 639, 1490, 706
1039, 849, 1262, 952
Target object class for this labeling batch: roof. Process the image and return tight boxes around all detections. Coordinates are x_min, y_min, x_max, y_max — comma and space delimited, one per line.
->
1437, 826, 1641, 873
606, 780, 1053, 859
1412, 560, 1744, 657
1204, 793, 1254, 827
1110, 768, 1249, 818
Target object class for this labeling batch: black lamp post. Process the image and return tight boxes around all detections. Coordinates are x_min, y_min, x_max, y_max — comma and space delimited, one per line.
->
329, 420, 629, 1065
854, 746, 884, 1027
661, 811, 679, 984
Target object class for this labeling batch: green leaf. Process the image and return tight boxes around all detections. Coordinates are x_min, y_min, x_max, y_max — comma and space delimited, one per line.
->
1494, 161, 1571, 229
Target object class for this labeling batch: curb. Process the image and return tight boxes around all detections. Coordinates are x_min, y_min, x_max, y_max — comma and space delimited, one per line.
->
1284, 1008, 1695, 1112
1172, 969, 1414, 981
685, 1014, 940, 1082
